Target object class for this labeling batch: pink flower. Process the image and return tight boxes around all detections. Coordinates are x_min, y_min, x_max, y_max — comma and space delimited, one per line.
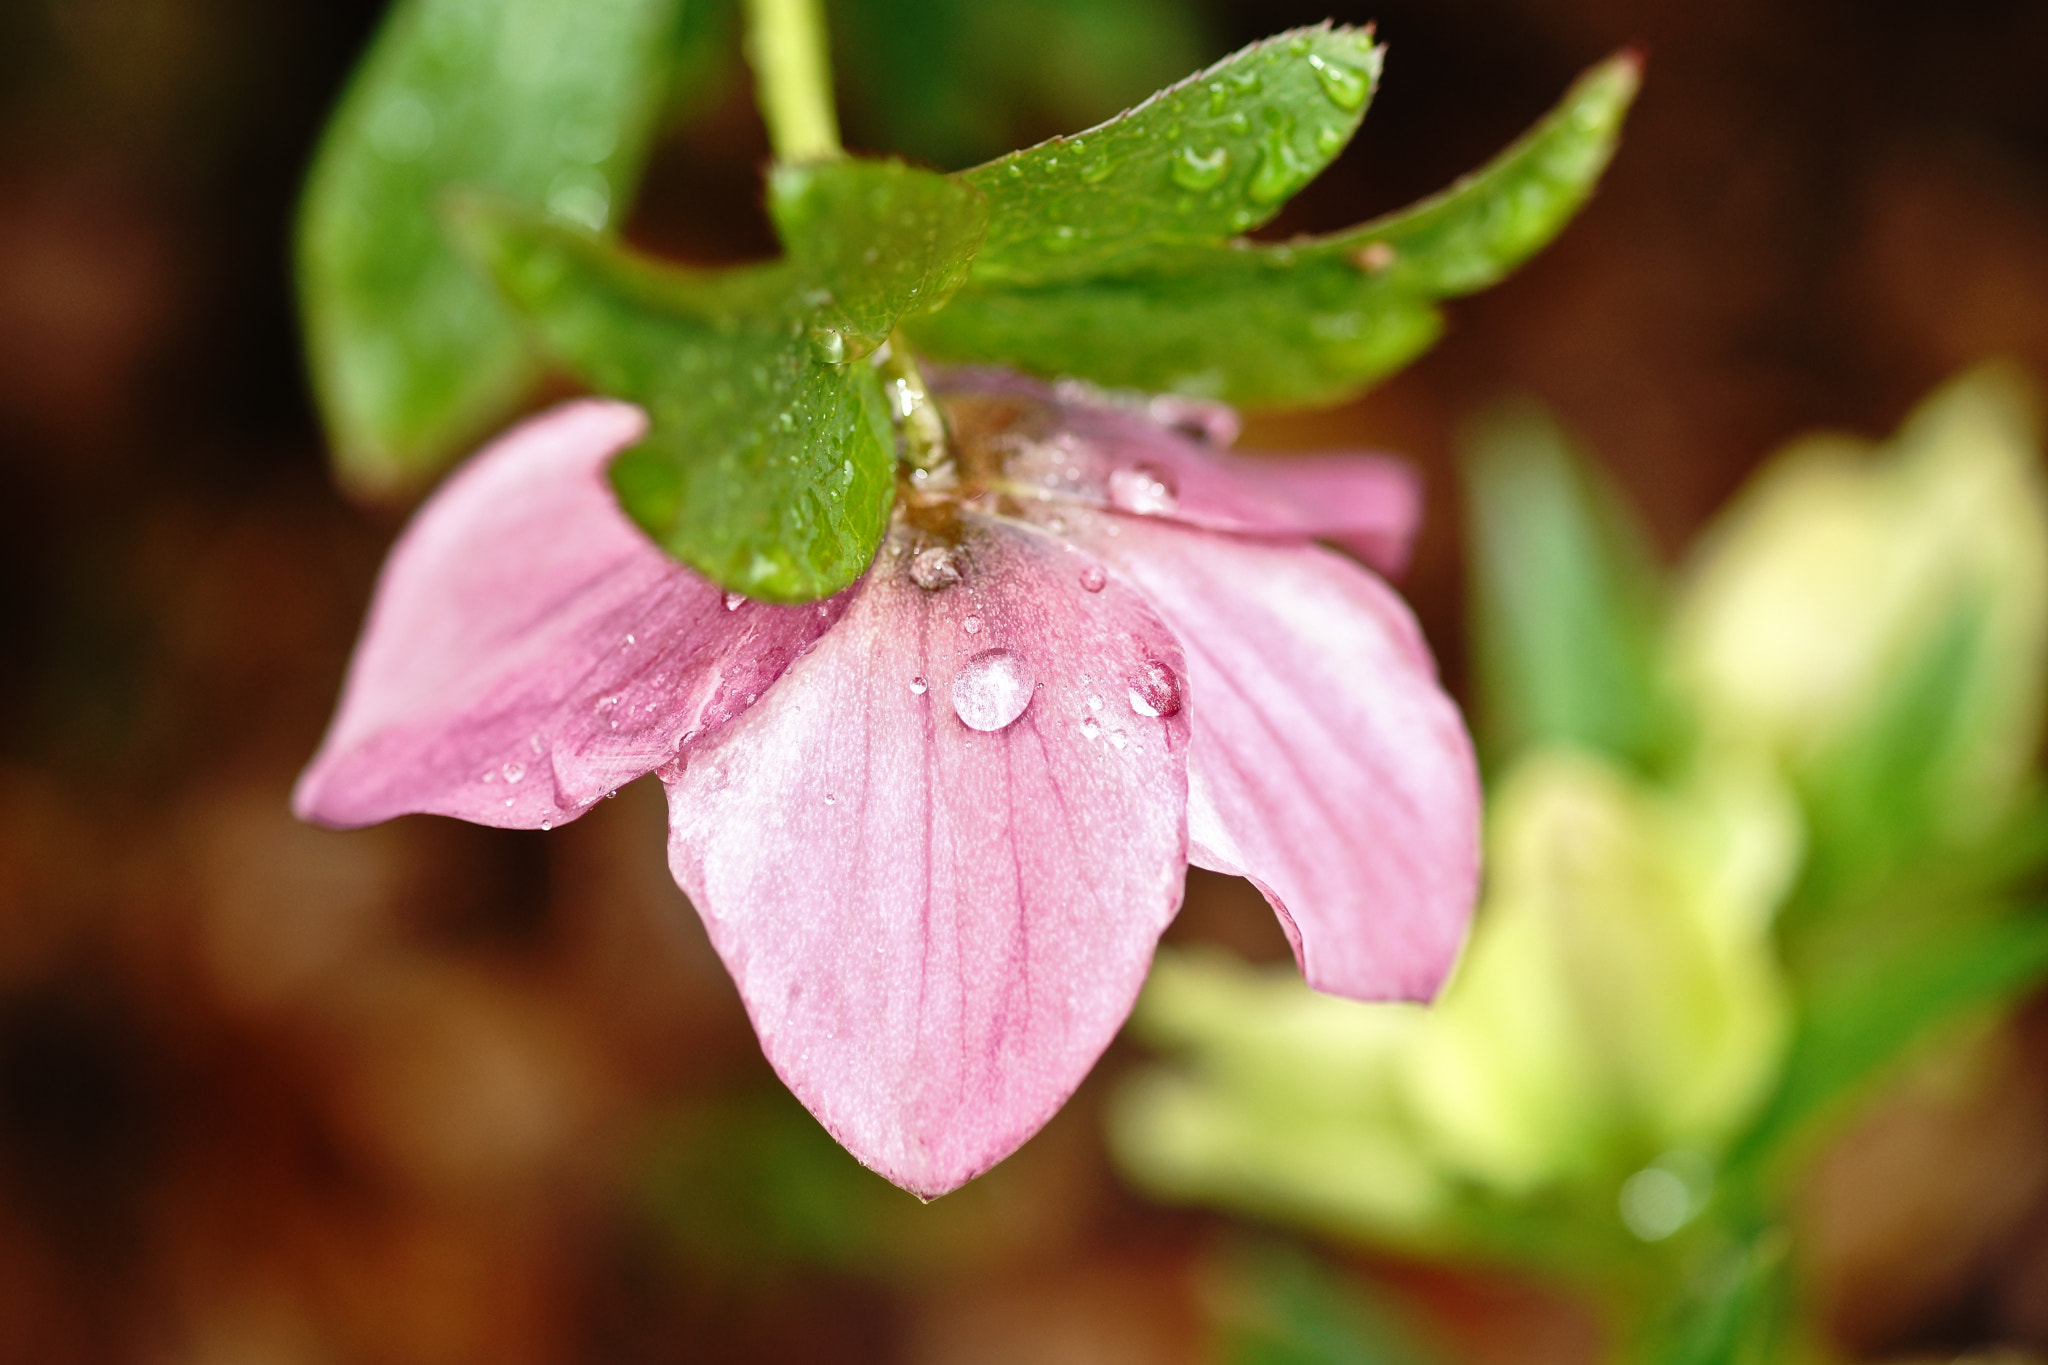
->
295, 370, 1481, 1197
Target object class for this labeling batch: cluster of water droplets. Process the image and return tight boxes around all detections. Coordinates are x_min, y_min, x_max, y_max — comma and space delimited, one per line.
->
1106, 462, 1180, 515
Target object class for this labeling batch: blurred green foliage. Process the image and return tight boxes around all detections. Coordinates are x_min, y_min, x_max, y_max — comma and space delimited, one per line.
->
1110, 365, 2048, 1362
299, 0, 687, 496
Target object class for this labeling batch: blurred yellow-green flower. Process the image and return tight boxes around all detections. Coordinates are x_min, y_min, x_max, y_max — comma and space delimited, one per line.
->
1671, 365, 2048, 835
1111, 749, 1798, 1245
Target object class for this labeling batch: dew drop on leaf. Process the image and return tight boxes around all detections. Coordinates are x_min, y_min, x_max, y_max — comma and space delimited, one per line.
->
1171, 145, 1230, 191
951, 649, 1035, 732
808, 327, 849, 364
1306, 53, 1370, 111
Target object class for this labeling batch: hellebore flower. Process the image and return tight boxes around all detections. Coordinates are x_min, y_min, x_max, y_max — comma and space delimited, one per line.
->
295, 369, 1481, 1197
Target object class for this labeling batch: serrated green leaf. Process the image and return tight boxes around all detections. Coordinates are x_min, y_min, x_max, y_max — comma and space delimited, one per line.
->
1462, 401, 1672, 772
961, 24, 1383, 285
910, 51, 1638, 406
456, 160, 984, 601
299, 0, 685, 496
768, 158, 988, 353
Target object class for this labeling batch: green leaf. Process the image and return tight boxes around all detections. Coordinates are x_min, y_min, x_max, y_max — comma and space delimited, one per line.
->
1208, 1240, 1441, 1365
909, 51, 1639, 405
1461, 400, 1672, 771
961, 24, 1383, 284
767, 158, 988, 353
298, 0, 684, 496
1728, 907, 2048, 1178
456, 160, 985, 601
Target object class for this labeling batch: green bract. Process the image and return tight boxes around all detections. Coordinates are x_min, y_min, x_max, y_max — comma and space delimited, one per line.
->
299, 0, 684, 495
912, 49, 1640, 405
453, 160, 986, 602
299, 7, 1636, 595
959, 24, 1385, 284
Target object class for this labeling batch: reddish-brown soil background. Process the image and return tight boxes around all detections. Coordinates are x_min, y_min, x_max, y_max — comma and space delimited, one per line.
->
3, 0, 2046, 1360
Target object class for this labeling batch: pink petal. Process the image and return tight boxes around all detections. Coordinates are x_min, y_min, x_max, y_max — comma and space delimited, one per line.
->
935, 368, 1422, 575
1062, 508, 1480, 1002
662, 514, 1190, 1197
295, 400, 846, 830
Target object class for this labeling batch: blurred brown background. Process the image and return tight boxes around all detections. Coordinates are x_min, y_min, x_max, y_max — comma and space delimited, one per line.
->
2, 0, 2046, 1361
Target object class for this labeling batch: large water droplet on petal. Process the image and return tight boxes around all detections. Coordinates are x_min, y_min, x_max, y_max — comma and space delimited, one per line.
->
724, 591, 745, 611
909, 676, 928, 695
1079, 563, 1107, 592
910, 546, 963, 591
1171, 144, 1229, 191
951, 649, 1035, 732
1306, 53, 1371, 110
1108, 463, 1180, 515
961, 615, 982, 635
1127, 660, 1184, 718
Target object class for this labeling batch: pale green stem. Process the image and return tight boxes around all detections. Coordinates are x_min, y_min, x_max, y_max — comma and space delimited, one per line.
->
743, 0, 842, 161
880, 334, 951, 474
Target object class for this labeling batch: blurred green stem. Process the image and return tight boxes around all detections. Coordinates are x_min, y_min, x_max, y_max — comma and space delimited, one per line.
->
744, 0, 842, 161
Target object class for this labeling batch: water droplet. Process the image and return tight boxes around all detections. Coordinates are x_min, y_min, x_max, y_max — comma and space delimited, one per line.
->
480, 770, 497, 783
539, 818, 552, 831
1079, 563, 1107, 592
961, 615, 982, 635
1079, 716, 1101, 740
1227, 111, 1251, 135
1108, 463, 1180, 514
1108, 730, 1128, 750
1306, 53, 1370, 110
1005, 162, 1024, 178
1206, 82, 1228, 114
1315, 124, 1346, 155
910, 546, 963, 590
621, 633, 636, 649
809, 327, 849, 364
951, 649, 1035, 732
504, 796, 516, 808
823, 792, 837, 805
501, 761, 526, 783
1228, 68, 1262, 94
1088, 695, 1104, 712
1171, 144, 1230, 191
724, 591, 745, 611
530, 734, 544, 754
909, 676, 928, 695
1127, 660, 1184, 718
1080, 157, 1113, 184
1288, 34, 1312, 54
1248, 123, 1310, 206
605, 789, 618, 800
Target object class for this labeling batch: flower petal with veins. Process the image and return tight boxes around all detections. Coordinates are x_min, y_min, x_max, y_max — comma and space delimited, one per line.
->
663, 515, 1190, 1196
295, 401, 847, 830
1062, 508, 1479, 1002
938, 368, 1422, 575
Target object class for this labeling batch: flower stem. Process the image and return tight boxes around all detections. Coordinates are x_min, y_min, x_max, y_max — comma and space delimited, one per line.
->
881, 333, 950, 474
743, 0, 842, 162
